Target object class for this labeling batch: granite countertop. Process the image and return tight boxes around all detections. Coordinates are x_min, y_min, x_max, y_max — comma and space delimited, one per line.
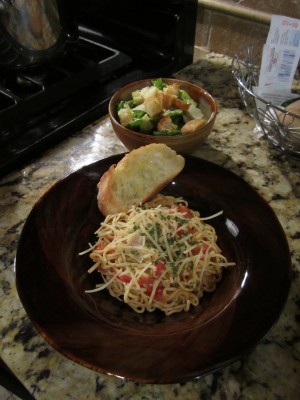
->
0, 50, 299, 400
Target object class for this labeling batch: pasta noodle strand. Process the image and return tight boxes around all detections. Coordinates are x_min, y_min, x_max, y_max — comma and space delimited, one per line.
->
83, 195, 235, 315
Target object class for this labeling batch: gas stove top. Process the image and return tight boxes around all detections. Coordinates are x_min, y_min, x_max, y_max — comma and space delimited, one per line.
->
0, 35, 147, 177
0, 0, 198, 178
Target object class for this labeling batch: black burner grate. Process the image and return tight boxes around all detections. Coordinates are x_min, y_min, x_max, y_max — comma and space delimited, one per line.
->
0, 36, 135, 176
0, 37, 131, 121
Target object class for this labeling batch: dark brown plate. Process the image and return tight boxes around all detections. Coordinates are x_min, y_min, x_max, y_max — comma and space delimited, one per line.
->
15, 155, 291, 384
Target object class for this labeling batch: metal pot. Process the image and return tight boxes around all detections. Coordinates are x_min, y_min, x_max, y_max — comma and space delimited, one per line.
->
0, 0, 73, 69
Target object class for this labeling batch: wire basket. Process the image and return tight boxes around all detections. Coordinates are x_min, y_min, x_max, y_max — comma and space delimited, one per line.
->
232, 41, 300, 158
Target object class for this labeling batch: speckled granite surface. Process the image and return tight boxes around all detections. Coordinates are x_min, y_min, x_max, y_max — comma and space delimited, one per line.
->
0, 51, 299, 400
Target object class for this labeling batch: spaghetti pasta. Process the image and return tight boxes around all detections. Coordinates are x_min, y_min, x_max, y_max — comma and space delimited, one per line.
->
84, 196, 235, 315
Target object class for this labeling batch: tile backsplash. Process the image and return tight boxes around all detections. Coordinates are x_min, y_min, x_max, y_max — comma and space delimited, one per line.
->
196, 0, 300, 57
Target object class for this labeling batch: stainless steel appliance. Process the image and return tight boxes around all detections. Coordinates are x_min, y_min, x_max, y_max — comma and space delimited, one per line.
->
0, 0, 198, 176
0, 0, 67, 68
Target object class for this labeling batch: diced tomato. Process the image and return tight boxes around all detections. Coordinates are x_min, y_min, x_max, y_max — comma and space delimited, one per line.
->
138, 277, 155, 286
154, 285, 164, 300
144, 285, 153, 297
177, 224, 196, 236
192, 243, 209, 257
117, 274, 132, 283
176, 227, 185, 236
192, 246, 200, 255
155, 261, 166, 277
144, 284, 164, 300
96, 242, 106, 250
177, 204, 193, 218
138, 275, 164, 301
96, 242, 115, 255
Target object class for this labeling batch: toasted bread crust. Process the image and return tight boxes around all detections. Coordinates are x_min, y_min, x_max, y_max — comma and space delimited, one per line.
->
97, 144, 185, 215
